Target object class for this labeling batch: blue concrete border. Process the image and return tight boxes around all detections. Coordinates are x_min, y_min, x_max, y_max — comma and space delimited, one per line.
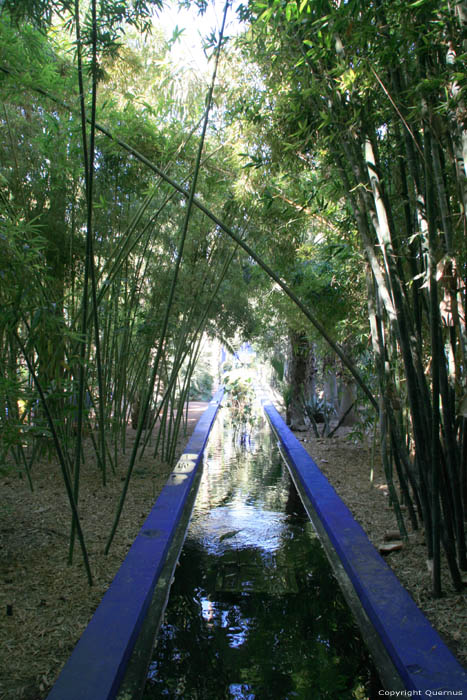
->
263, 399, 467, 695
47, 389, 223, 700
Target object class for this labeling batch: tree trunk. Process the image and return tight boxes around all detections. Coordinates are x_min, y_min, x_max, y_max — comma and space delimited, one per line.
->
337, 379, 357, 426
322, 355, 338, 411
285, 330, 312, 430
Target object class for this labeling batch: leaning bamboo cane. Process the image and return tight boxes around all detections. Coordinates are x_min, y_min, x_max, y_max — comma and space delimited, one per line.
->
0, 63, 377, 410
14, 330, 93, 585
104, 1, 231, 553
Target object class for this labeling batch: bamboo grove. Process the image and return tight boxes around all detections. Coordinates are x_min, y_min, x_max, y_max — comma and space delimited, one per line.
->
0, 0, 253, 584
236, 0, 467, 595
1, 0, 467, 598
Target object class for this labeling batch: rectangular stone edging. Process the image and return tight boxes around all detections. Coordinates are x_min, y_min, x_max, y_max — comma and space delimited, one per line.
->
47, 389, 224, 700
263, 399, 467, 695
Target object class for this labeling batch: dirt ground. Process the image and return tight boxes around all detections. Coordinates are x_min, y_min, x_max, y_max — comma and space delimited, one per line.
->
294, 425, 467, 670
0, 403, 465, 699
0, 402, 208, 700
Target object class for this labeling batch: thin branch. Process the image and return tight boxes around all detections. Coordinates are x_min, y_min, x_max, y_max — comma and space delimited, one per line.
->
369, 64, 424, 158
13, 330, 93, 586
0, 63, 377, 410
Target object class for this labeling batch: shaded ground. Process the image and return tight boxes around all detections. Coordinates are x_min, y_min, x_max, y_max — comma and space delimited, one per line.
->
294, 425, 467, 669
0, 403, 465, 700
0, 402, 208, 700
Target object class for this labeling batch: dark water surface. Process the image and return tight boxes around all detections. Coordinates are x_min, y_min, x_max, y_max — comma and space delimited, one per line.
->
144, 409, 377, 699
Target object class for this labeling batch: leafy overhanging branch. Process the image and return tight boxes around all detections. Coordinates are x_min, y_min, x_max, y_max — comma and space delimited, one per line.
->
0, 65, 377, 410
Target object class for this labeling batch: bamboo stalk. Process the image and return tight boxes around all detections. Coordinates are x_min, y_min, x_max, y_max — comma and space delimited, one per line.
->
0, 64, 378, 410
425, 118, 442, 596
104, 1, 231, 553
14, 330, 93, 585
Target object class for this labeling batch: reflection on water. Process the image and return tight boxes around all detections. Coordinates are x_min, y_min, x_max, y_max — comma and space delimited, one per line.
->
144, 409, 376, 699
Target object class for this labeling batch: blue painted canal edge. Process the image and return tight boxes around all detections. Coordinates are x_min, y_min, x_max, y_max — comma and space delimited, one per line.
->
47, 389, 223, 700
263, 398, 467, 697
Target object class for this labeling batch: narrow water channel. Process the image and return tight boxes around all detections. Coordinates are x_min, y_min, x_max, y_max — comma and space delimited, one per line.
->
144, 408, 378, 699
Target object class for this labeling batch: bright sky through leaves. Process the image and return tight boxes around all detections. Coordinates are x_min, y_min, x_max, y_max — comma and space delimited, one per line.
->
157, 0, 246, 73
